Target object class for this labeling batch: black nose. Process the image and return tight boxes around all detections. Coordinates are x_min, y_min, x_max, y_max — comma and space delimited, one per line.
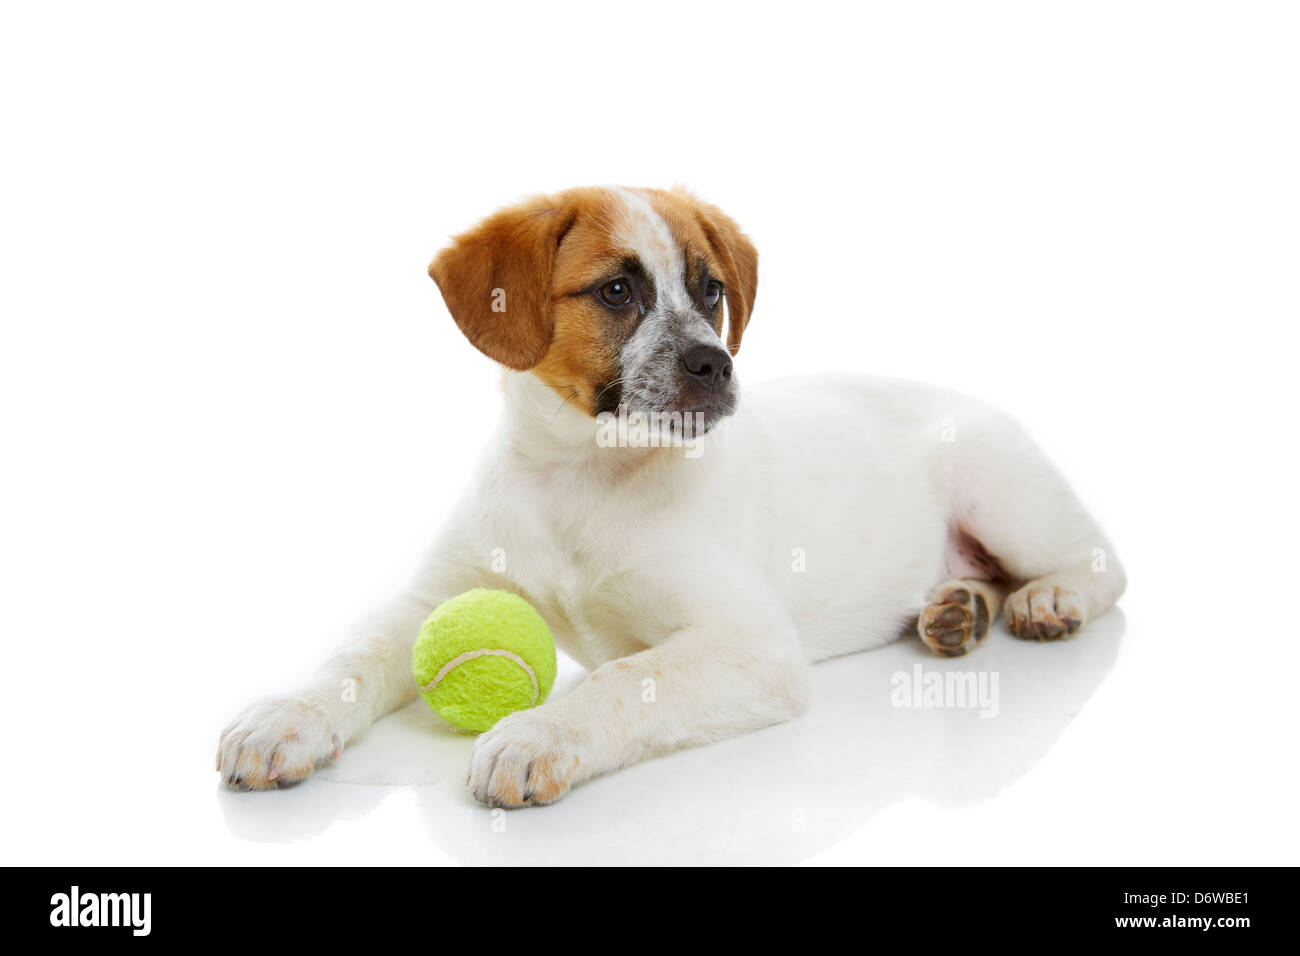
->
681, 344, 733, 390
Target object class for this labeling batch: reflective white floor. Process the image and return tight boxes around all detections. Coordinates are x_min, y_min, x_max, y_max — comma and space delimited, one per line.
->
9, 577, 1293, 867
216, 610, 1126, 865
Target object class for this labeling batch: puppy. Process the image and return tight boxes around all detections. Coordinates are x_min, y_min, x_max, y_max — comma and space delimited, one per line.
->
217, 186, 1125, 806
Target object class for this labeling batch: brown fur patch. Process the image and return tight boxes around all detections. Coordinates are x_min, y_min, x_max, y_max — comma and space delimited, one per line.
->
429, 189, 610, 371
429, 186, 759, 415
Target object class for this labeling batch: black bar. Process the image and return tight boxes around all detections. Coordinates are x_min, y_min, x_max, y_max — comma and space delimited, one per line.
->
14, 867, 1285, 940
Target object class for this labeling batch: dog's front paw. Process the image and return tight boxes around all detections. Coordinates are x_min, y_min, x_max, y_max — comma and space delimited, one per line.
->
468, 710, 586, 808
1006, 581, 1085, 641
217, 695, 340, 789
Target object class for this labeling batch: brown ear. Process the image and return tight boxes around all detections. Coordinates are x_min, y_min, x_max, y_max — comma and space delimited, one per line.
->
692, 200, 758, 354
428, 197, 577, 370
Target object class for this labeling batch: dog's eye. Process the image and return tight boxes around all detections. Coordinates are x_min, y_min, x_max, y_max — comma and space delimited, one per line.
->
599, 280, 631, 307
704, 280, 723, 309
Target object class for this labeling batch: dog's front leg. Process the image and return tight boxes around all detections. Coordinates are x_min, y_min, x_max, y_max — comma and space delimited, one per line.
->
216, 591, 437, 788
468, 621, 809, 808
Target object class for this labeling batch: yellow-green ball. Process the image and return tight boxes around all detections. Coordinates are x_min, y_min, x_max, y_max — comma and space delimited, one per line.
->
412, 589, 557, 733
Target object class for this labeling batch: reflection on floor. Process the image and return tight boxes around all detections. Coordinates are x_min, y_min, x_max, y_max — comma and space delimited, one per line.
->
218, 610, 1124, 865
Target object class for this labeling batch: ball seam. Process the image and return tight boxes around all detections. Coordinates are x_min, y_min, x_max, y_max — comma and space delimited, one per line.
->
419, 648, 540, 706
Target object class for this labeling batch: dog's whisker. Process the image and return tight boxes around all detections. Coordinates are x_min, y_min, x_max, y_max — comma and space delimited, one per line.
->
550, 389, 582, 421
592, 378, 626, 403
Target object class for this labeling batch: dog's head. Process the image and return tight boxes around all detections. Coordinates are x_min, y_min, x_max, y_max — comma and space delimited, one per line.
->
428, 187, 757, 433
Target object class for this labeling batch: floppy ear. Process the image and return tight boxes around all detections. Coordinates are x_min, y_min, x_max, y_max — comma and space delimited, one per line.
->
428, 197, 577, 370
692, 200, 759, 354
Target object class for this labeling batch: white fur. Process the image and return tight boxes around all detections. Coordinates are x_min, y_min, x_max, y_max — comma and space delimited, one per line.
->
217, 196, 1125, 805
610, 186, 688, 310
217, 370, 1125, 801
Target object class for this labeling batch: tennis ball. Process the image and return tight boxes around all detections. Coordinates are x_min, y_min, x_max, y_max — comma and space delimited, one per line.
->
412, 588, 557, 733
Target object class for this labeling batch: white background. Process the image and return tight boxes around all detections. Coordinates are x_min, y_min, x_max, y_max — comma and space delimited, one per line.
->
2, 1, 1296, 865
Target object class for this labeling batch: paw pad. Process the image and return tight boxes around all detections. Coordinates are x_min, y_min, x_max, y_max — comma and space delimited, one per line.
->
919, 587, 991, 657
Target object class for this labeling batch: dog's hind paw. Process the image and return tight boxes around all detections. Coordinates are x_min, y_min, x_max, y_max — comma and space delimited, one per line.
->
1005, 580, 1085, 641
918, 580, 999, 657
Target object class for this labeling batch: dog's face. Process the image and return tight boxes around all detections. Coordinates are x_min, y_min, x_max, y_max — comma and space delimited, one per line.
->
429, 187, 757, 433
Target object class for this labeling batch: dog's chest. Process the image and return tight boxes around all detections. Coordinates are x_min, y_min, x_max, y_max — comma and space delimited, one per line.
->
498, 493, 684, 669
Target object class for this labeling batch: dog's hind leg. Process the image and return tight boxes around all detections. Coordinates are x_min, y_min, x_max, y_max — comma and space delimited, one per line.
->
943, 412, 1127, 642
